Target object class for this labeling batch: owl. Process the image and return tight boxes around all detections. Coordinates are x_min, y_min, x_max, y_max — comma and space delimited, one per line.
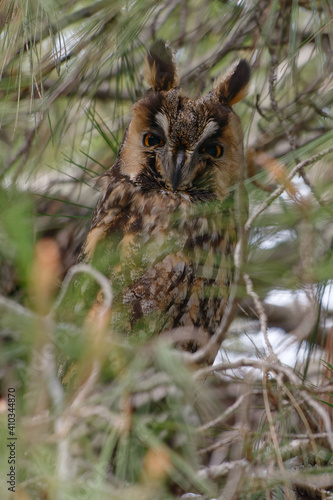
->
78, 41, 250, 355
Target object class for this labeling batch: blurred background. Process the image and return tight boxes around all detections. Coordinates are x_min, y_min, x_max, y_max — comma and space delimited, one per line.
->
0, 1, 333, 499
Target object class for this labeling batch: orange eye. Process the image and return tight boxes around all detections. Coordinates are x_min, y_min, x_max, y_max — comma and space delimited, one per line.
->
143, 133, 164, 147
200, 144, 223, 158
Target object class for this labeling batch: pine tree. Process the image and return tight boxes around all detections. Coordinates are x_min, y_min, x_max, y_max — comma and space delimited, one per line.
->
0, 1, 333, 498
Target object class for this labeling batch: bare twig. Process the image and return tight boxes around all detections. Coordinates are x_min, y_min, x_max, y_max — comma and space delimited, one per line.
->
304, 394, 333, 452
70, 361, 101, 409
51, 263, 113, 318
146, 0, 181, 41
243, 273, 278, 361
198, 459, 248, 480
198, 431, 241, 455
1, 126, 39, 179
197, 354, 333, 452
262, 371, 294, 500
9, 1, 113, 61
54, 360, 101, 492
197, 393, 250, 432
245, 146, 333, 232
274, 371, 320, 463
0, 295, 35, 319
179, 0, 270, 88
178, 0, 187, 46
182, 181, 248, 365
182, 241, 241, 365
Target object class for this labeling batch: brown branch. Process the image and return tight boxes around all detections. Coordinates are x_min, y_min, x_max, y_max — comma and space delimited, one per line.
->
274, 371, 320, 464
179, 0, 268, 87
147, 0, 181, 41
262, 371, 295, 500
11, 0, 113, 59
243, 273, 278, 361
1, 126, 39, 179
198, 459, 248, 480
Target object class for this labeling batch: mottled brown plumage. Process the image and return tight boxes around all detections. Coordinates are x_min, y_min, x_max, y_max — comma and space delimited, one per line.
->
79, 41, 250, 351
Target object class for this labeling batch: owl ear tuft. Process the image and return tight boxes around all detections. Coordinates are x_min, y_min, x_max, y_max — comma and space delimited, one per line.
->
214, 59, 251, 106
144, 40, 178, 92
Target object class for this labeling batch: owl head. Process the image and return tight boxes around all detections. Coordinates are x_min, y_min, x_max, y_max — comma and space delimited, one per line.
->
118, 41, 250, 201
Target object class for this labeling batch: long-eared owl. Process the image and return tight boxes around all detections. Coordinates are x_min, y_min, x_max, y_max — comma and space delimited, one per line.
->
78, 41, 250, 354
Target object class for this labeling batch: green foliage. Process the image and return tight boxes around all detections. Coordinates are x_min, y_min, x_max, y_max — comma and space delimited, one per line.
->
0, 186, 34, 287
0, 0, 333, 498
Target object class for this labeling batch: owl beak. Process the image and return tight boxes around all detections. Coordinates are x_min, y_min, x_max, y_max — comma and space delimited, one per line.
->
172, 150, 186, 191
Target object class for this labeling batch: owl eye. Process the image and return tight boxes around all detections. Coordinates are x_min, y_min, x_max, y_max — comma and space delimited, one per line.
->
143, 133, 164, 147
200, 144, 223, 158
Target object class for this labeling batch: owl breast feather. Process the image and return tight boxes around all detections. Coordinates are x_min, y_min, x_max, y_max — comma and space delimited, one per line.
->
81, 165, 237, 340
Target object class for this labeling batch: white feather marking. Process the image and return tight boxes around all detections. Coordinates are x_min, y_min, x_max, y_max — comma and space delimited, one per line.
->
155, 112, 169, 137
198, 120, 219, 144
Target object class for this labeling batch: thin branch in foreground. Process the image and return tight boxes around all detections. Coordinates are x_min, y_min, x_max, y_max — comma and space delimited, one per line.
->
262, 371, 294, 500
198, 431, 241, 455
197, 393, 250, 432
51, 263, 113, 319
197, 355, 333, 452
181, 240, 241, 365
243, 273, 278, 362
54, 360, 100, 488
304, 393, 333, 452
245, 146, 333, 232
274, 371, 320, 463
198, 459, 248, 480
182, 181, 248, 365
0, 295, 35, 320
